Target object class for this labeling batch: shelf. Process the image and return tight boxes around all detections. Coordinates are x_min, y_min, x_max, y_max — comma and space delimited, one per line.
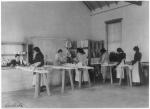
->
2, 42, 27, 55
2, 54, 26, 56
82, 47, 88, 49
2, 42, 26, 45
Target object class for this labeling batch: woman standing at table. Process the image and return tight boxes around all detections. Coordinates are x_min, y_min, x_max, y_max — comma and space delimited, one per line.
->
54, 49, 69, 85
116, 48, 126, 79
55, 49, 66, 65
31, 47, 45, 92
74, 48, 89, 84
100, 48, 110, 83
131, 46, 142, 85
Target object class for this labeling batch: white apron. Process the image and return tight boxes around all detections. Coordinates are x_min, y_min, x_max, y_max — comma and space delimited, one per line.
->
101, 63, 110, 79
75, 57, 89, 82
75, 69, 89, 82
101, 52, 110, 79
132, 62, 140, 83
116, 59, 125, 79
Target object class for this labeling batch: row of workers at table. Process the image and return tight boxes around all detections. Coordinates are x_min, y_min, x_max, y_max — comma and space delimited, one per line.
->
56, 46, 142, 85
7, 47, 89, 92
8, 45, 142, 92
101, 46, 142, 85
55, 48, 89, 83
54, 46, 142, 86
32, 47, 90, 91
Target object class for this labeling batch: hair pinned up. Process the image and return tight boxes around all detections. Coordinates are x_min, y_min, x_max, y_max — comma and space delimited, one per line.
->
117, 48, 124, 53
100, 48, 106, 54
77, 48, 85, 54
133, 46, 139, 51
33, 47, 41, 53
15, 54, 20, 57
58, 49, 63, 53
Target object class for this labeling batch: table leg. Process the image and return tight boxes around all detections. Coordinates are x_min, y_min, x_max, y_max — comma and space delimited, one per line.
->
34, 73, 41, 98
110, 67, 113, 85
119, 68, 123, 86
61, 70, 65, 93
68, 69, 74, 90
119, 73, 122, 86
87, 71, 91, 87
93, 66, 96, 84
129, 69, 132, 87
43, 73, 51, 96
126, 70, 130, 86
79, 70, 82, 88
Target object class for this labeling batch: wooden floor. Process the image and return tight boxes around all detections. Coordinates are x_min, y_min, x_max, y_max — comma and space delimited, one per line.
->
2, 83, 149, 108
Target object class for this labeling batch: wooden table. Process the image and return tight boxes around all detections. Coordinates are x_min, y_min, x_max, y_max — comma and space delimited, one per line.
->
48, 64, 93, 91
44, 65, 74, 94
16, 64, 93, 96
101, 63, 117, 84
16, 66, 51, 98
49, 64, 94, 89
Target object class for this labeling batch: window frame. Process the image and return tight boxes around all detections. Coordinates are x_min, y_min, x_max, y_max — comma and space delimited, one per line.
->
105, 18, 123, 51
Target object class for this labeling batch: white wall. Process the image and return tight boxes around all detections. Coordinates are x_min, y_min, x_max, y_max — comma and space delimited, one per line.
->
2, 1, 149, 61
2, 1, 91, 42
91, 1, 149, 61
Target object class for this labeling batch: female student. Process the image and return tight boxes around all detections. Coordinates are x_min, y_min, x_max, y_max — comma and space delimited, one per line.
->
55, 49, 66, 65
74, 48, 89, 83
131, 46, 142, 85
100, 48, 110, 83
116, 48, 126, 79
53, 49, 67, 86
31, 47, 45, 92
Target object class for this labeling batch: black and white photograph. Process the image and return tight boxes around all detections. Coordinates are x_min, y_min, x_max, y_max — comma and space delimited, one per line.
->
1, 0, 149, 108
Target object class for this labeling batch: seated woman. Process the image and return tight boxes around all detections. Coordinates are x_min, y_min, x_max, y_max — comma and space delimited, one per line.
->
116, 48, 126, 79
7, 54, 25, 67
55, 49, 66, 65
100, 48, 110, 83
74, 48, 89, 84
131, 46, 142, 85
31, 47, 45, 92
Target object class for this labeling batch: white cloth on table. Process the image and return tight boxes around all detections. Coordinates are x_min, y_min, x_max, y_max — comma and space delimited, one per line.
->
132, 62, 140, 83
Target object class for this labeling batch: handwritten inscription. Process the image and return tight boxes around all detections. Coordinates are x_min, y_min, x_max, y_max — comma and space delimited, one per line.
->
5, 103, 23, 108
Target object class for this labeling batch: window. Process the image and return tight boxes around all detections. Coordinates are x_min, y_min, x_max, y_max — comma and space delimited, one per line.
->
105, 18, 122, 52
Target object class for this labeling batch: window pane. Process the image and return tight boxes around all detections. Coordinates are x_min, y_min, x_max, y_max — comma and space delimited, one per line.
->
2, 44, 23, 54
108, 22, 121, 43
108, 42, 121, 52
107, 21, 122, 52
